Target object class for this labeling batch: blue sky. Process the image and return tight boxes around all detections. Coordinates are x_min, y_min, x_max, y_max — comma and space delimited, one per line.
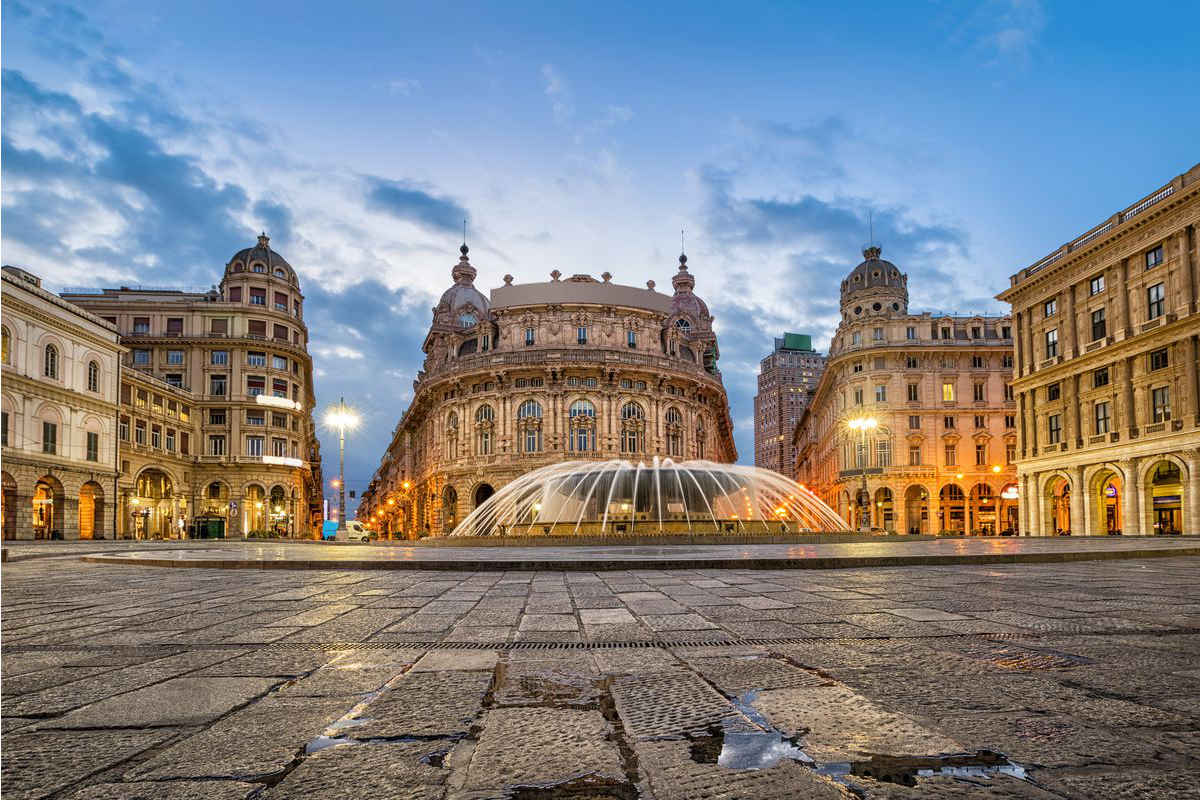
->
3, 0, 1197, 514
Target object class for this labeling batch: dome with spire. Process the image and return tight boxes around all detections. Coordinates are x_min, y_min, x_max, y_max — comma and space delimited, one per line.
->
670, 252, 710, 319
840, 244, 908, 316
226, 233, 297, 285
436, 243, 490, 325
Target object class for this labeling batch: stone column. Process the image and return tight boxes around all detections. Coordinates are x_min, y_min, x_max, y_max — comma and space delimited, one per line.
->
1027, 472, 1042, 536
1122, 356, 1138, 435
1121, 459, 1142, 536
1067, 374, 1082, 448
13, 491, 36, 540
1019, 473, 1032, 536
1186, 455, 1200, 536
62, 495, 80, 540
1065, 283, 1079, 359
1028, 389, 1039, 456
1069, 465, 1086, 537
1184, 335, 1200, 423
927, 485, 941, 535
1025, 315, 1037, 375
1118, 257, 1132, 338
1014, 311, 1025, 378
1018, 391, 1029, 458
1178, 229, 1194, 316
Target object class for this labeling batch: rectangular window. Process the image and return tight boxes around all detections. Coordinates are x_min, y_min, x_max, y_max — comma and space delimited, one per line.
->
132, 317, 150, 334
246, 411, 265, 426
905, 326, 916, 340
1001, 326, 1012, 339
905, 356, 918, 368
86, 431, 99, 461
1145, 245, 1163, 269
118, 416, 129, 441
248, 351, 267, 366
908, 415, 920, 429
851, 331, 861, 346
1047, 382, 1061, 401
134, 421, 146, 446
873, 357, 886, 370
943, 444, 956, 466
209, 409, 226, 425
941, 326, 952, 340
1149, 347, 1169, 371
872, 327, 884, 341
210, 375, 227, 396
293, 300, 301, 317
577, 326, 587, 345
944, 415, 955, 429
41, 421, 57, 454
1094, 401, 1110, 435
853, 388, 863, 406
211, 350, 228, 365
180, 405, 189, 423
852, 362, 863, 373
165, 374, 183, 389
874, 385, 887, 403
975, 444, 987, 465
246, 436, 264, 457
165, 429, 175, 452
274, 291, 288, 311
974, 414, 985, 428
627, 330, 637, 348
162, 317, 183, 336
1044, 298, 1057, 317
272, 412, 287, 427
272, 437, 287, 457
972, 355, 984, 368
1152, 386, 1171, 422
942, 381, 955, 402
1003, 383, 1014, 401
151, 425, 161, 449
1, 411, 8, 446
1005, 414, 1016, 428
876, 440, 891, 467
525, 327, 535, 346
209, 435, 226, 456
181, 432, 189, 455
1089, 274, 1105, 295
273, 324, 288, 341
250, 287, 266, 306
248, 319, 267, 337
272, 355, 287, 370
247, 375, 265, 396
272, 378, 288, 398
136, 390, 147, 408
908, 446, 921, 466
133, 349, 151, 365
973, 383, 985, 402
210, 317, 229, 335
166, 350, 184, 365
1048, 414, 1062, 444
1006, 443, 1016, 464
907, 383, 919, 402
1045, 329, 1058, 358
1091, 308, 1106, 341
1147, 283, 1165, 319
228, 287, 243, 303
1002, 354, 1014, 368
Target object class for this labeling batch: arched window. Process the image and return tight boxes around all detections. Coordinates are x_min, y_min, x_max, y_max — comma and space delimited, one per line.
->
1, 326, 10, 364
87, 361, 100, 393
665, 407, 683, 457
475, 405, 494, 455
569, 399, 596, 452
43, 344, 58, 379
252, 263, 266, 273
621, 402, 644, 453
274, 268, 287, 278
517, 400, 542, 453
517, 400, 542, 420
459, 312, 477, 327
675, 319, 691, 330
447, 411, 459, 430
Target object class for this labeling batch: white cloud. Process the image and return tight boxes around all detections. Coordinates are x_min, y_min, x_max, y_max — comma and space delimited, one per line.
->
313, 344, 366, 360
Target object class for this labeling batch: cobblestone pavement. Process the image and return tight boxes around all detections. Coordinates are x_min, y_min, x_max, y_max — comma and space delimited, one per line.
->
3, 554, 1200, 798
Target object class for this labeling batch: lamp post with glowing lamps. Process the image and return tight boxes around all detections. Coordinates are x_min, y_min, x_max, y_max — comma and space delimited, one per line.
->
846, 416, 877, 533
324, 397, 360, 532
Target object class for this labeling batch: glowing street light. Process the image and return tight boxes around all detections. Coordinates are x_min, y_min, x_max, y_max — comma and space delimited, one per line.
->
324, 396, 360, 531
846, 416, 877, 533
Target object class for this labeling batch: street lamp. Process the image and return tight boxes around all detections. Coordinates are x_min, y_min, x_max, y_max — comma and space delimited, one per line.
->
846, 416, 877, 533
324, 397, 360, 531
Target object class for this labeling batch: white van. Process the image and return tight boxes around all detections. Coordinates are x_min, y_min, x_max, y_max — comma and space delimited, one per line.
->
335, 520, 372, 543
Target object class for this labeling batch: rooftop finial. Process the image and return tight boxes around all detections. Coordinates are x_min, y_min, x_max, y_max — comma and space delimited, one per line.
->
460, 219, 469, 256
257, 231, 270, 248
678, 227, 688, 268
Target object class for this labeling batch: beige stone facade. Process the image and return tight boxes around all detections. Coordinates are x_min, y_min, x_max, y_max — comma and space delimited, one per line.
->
754, 333, 825, 475
997, 163, 1200, 536
358, 246, 737, 537
2, 267, 124, 539
61, 235, 324, 539
793, 247, 1018, 534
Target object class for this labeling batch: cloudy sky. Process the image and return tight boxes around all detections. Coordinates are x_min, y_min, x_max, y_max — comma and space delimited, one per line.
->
3, 0, 1197, 514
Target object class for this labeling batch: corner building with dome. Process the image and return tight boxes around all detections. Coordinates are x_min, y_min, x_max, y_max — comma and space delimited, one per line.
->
58, 235, 324, 539
793, 245, 1018, 535
359, 246, 737, 538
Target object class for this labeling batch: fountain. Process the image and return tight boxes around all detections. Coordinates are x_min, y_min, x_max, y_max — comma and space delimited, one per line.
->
449, 457, 848, 537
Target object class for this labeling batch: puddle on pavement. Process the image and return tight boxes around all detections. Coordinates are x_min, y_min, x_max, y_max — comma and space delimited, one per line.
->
305, 734, 354, 754
691, 688, 1029, 790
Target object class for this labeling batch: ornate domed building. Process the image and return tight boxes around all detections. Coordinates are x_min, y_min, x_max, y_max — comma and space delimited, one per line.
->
59, 234, 324, 539
794, 245, 1018, 535
359, 245, 737, 538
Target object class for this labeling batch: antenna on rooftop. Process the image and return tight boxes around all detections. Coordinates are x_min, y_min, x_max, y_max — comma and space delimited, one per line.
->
462, 218, 467, 246
869, 210, 874, 248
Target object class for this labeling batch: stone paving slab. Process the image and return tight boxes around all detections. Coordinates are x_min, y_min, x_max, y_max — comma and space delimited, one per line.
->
5, 552, 1200, 797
